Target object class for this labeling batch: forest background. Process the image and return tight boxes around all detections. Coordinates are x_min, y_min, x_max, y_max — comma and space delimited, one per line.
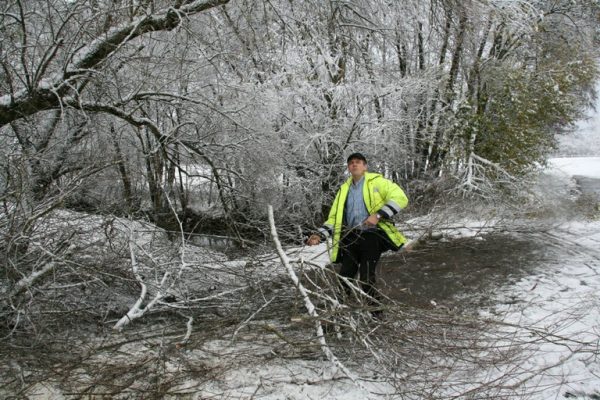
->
1, 0, 600, 398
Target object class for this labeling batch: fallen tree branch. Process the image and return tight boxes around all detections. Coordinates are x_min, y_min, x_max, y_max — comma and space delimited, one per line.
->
113, 228, 175, 330
267, 205, 367, 390
114, 194, 190, 331
176, 315, 194, 348
9, 262, 56, 298
113, 234, 149, 331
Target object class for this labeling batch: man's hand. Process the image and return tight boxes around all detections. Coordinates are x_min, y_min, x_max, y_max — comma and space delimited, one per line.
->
364, 213, 380, 226
306, 234, 322, 246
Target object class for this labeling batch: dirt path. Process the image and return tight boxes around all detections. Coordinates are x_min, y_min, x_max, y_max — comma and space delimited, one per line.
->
380, 233, 547, 311
379, 220, 600, 399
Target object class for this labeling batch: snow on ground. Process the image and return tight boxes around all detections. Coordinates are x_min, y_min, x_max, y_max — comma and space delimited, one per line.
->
486, 220, 600, 399
468, 157, 600, 399
547, 157, 600, 180
405, 155, 600, 399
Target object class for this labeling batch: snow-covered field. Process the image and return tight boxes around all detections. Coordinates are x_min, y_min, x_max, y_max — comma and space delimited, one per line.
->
547, 157, 600, 180
492, 221, 600, 399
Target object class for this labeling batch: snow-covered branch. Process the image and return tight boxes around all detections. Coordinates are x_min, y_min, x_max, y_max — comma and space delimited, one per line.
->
0, 0, 230, 127
114, 191, 190, 330
113, 235, 149, 331
460, 152, 518, 193
267, 205, 366, 390
8, 262, 56, 298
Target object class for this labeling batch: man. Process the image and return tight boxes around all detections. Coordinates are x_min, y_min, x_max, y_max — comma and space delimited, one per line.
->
307, 152, 408, 308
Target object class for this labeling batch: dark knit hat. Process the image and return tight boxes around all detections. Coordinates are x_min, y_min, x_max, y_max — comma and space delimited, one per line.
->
346, 152, 367, 164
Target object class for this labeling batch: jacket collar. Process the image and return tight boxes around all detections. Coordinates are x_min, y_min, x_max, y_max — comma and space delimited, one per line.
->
344, 171, 380, 186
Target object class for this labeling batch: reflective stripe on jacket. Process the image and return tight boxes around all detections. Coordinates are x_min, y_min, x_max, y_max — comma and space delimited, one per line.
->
317, 172, 408, 263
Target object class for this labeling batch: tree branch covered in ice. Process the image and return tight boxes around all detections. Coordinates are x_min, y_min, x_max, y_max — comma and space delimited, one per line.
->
0, 0, 230, 127
268, 204, 366, 389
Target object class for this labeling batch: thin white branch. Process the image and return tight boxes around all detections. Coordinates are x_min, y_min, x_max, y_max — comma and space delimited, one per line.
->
471, 153, 515, 180
268, 205, 367, 391
9, 262, 56, 298
113, 236, 147, 330
231, 297, 275, 342
114, 192, 192, 330
176, 315, 194, 347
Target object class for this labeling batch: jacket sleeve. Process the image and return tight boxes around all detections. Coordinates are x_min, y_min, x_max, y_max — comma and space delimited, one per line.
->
376, 178, 408, 219
318, 189, 341, 239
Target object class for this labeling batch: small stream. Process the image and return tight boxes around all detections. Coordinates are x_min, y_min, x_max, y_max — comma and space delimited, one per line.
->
575, 175, 600, 196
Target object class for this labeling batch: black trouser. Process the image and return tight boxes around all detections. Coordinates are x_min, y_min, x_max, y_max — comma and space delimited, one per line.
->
339, 229, 387, 304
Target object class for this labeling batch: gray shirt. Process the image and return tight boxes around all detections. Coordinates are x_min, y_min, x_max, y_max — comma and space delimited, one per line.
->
344, 176, 370, 229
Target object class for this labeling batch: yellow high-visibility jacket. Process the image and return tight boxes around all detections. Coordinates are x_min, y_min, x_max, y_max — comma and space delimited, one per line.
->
318, 172, 408, 263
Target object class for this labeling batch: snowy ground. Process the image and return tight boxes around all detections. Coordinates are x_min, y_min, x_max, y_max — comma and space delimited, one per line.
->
492, 221, 600, 399
484, 157, 600, 399
488, 91, 600, 400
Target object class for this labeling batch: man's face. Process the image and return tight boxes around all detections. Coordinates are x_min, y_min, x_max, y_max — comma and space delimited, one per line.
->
347, 158, 367, 178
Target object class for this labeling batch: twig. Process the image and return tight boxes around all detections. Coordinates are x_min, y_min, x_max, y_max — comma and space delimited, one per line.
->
176, 315, 194, 348
231, 297, 275, 342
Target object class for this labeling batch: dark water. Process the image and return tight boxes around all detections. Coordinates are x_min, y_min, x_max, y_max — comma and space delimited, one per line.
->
188, 233, 239, 251
574, 175, 600, 196
379, 234, 550, 311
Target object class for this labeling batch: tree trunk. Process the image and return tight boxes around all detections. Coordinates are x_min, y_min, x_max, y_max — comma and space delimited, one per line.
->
110, 124, 134, 212
428, 6, 468, 172
417, 22, 425, 71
